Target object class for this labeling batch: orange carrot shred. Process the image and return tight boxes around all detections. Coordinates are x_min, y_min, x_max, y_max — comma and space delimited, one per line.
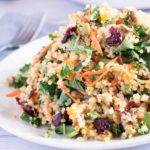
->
90, 68, 109, 86
44, 97, 52, 120
90, 28, 103, 55
82, 56, 119, 78
31, 40, 56, 67
6, 89, 20, 97
118, 55, 124, 65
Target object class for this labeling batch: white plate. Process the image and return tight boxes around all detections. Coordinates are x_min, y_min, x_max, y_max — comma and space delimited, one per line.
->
72, 0, 150, 9
0, 36, 150, 150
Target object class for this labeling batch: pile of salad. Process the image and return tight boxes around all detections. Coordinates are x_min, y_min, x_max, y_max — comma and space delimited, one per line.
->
6, 4, 150, 141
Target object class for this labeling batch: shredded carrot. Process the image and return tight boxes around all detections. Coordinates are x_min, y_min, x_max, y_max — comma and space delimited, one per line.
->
31, 40, 56, 67
114, 101, 119, 111
82, 56, 119, 78
77, 90, 87, 95
90, 28, 103, 55
118, 55, 124, 65
44, 97, 52, 121
80, 17, 88, 23
6, 89, 20, 97
59, 84, 77, 102
111, 79, 118, 87
81, 67, 105, 77
90, 68, 109, 86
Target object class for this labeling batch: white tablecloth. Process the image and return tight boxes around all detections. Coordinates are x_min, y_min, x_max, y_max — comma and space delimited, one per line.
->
0, 0, 150, 149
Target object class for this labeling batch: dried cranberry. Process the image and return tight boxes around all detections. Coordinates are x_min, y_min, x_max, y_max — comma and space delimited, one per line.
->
93, 118, 112, 134
16, 98, 34, 116
52, 111, 63, 126
126, 101, 140, 110
106, 27, 122, 46
61, 26, 76, 43
64, 111, 72, 125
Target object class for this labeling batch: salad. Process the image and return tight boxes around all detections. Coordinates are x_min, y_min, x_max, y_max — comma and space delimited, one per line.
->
6, 4, 150, 141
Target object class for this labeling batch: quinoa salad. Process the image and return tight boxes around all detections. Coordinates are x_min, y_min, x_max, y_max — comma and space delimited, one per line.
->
5, 4, 150, 141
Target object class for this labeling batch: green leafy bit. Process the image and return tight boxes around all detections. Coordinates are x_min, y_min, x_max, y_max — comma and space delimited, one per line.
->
58, 48, 66, 53
114, 39, 134, 53
68, 80, 85, 91
95, 59, 110, 70
60, 64, 71, 78
123, 11, 131, 27
48, 33, 57, 40
90, 7, 101, 22
144, 113, 150, 129
39, 81, 59, 99
13, 74, 27, 88
45, 127, 54, 137
114, 39, 140, 63
19, 64, 31, 73
135, 25, 149, 40
31, 117, 42, 128
65, 125, 78, 138
121, 50, 139, 63
55, 123, 65, 134
55, 124, 78, 138
57, 92, 72, 107
84, 112, 99, 120
111, 124, 124, 137
68, 39, 93, 68
123, 84, 132, 95
136, 122, 149, 135
21, 112, 41, 128
20, 112, 30, 122
141, 52, 150, 70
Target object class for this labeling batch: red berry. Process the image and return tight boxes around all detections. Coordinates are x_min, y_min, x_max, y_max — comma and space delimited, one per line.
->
106, 27, 122, 46
61, 26, 76, 43
126, 101, 140, 110
93, 118, 112, 134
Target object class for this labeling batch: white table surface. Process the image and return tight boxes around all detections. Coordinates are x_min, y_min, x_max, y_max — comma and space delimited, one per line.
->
0, 0, 150, 150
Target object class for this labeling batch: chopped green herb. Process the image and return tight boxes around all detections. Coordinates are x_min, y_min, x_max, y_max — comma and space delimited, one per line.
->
60, 64, 71, 78
111, 124, 124, 137
95, 59, 110, 70
90, 7, 101, 22
19, 64, 31, 73
39, 81, 58, 99
55, 124, 78, 138
141, 52, 150, 70
124, 11, 131, 27
57, 92, 72, 107
136, 122, 149, 135
48, 33, 57, 40
20, 112, 30, 122
58, 48, 66, 53
65, 125, 78, 138
45, 127, 54, 137
114, 39, 134, 53
68, 80, 85, 91
84, 112, 99, 120
123, 84, 132, 95
68, 39, 93, 68
144, 113, 150, 129
135, 25, 149, 40
31, 117, 41, 128
13, 74, 27, 88
55, 124, 65, 134
49, 74, 59, 82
